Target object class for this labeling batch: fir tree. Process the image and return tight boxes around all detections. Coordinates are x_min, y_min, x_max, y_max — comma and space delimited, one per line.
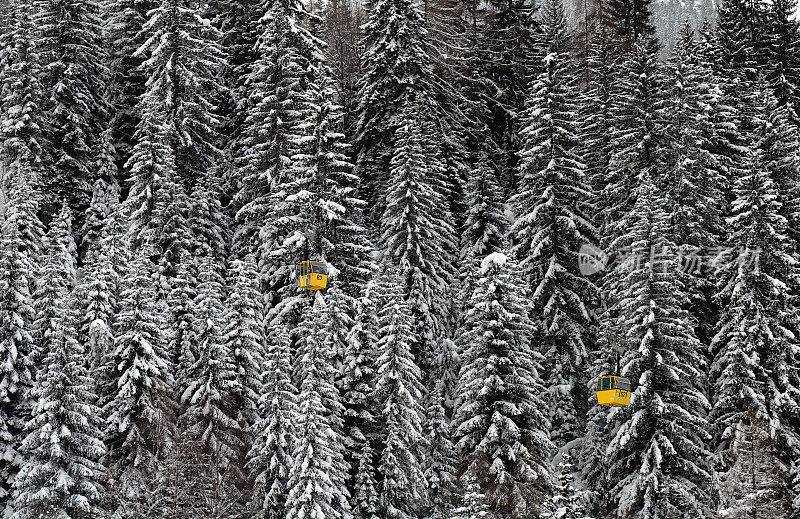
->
222, 255, 266, 436
539, 454, 591, 519
373, 274, 427, 519
459, 162, 506, 309
659, 24, 727, 347
355, 0, 440, 219
342, 280, 379, 518
104, 0, 157, 174
232, 0, 317, 258
481, 0, 539, 192
379, 96, 455, 369
10, 294, 106, 519
133, 0, 225, 183
167, 261, 197, 392
0, 0, 47, 190
600, 173, 712, 518
601, 41, 663, 244
104, 248, 175, 506
710, 84, 800, 489
36, 0, 109, 213
453, 252, 553, 517
0, 173, 41, 505
449, 472, 492, 519
179, 253, 245, 503
285, 297, 352, 519
511, 0, 597, 449
718, 410, 792, 518
247, 325, 297, 519
762, 0, 800, 121
32, 204, 77, 368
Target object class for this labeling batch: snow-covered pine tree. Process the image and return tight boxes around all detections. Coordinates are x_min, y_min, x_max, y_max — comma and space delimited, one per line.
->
714, 0, 762, 81
0, 0, 47, 194
539, 454, 591, 519
459, 159, 507, 311
285, 297, 352, 519
80, 178, 119, 266
103, 0, 158, 174
600, 171, 712, 518
752, 84, 800, 265
32, 204, 77, 369
601, 40, 663, 245
0, 173, 41, 506
215, 0, 267, 155
424, 352, 456, 519
189, 170, 230, 265
762, 0, 800, 122
222, 255, 265, 440
247, 325, 297, 519
234, 0, 366, 336
355, 0, 445, 220
133, 0, 225, 184
306, 74, 372, 292
449, 472, 492, 519
579, 27, 616, 236
373, 273, 427, 519
232, 0, 316, 258
104, 247, 176, 510
453, 251, 553, 518
379, 95, 455, 370
718, 409, 792, 518
168, 261, 197, 395
35, 0, 108, 213
123, 97, 182, 256
75, 242, 117, 391
603, 0, 656, 51
511, 0, 597, 451
480, 0, 539, 192
10, 294, 106, 519
659, 24, 727, 346
355, 0, 464, 234
710, 82, 800, 496
341, 279, 380, 518
179, 253, 245, 504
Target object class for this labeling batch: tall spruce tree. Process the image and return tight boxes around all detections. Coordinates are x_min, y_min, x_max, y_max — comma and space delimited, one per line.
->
133, 0, 225, 184
0, 173, 42, 506
32, 204, 77, 369
247, 325, 297, 519
10, 294, 106, 519
599, 171, 712, 518
710, 83, 800, 497
232, 0, 314, 258
222, 255, 266, 439
355, 0, 450, 219
36, 0, 108, 213
0, 0, 47, 193
104, 248, 176, 509
285, 297, 352, 519
659, 24, 727, 347
379, 95, 456, 370
453, 252, 553, 518
104, 0, 158, 175
342, 280, 380, 519
373, 274, 428, 519
179, 253, 245, 507
511, 0, 597, 450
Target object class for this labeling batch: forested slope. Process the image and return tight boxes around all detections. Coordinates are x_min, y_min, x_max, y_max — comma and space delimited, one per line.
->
0, 0, 799, 517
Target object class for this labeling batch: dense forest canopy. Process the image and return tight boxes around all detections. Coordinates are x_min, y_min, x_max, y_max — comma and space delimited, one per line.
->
0, 0, 800, 518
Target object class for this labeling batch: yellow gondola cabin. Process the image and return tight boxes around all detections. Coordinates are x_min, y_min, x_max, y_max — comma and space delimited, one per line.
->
296, 260, 328, 290
595, 376, 631, 407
